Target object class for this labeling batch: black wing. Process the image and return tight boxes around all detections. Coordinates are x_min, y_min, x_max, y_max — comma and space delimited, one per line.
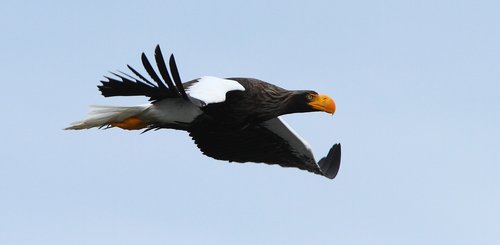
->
98, 45, 190, 102
189, 117, 341, 179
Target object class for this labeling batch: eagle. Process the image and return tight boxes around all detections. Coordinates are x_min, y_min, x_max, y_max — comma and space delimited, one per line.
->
66, 45, 342, 179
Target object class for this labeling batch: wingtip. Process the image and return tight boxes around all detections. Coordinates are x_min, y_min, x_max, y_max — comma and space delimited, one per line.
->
154, 44, 162, 56
318, 143, 341, 179
140, 52, 148, 62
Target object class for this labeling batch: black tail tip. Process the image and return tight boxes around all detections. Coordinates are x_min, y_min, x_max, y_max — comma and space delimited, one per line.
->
318, 143, 341, 179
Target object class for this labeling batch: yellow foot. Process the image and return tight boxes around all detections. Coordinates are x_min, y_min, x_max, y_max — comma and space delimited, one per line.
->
111, 117, 147, 130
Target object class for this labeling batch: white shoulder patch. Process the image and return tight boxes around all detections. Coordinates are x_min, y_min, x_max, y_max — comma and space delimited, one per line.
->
186, 76, 245, 105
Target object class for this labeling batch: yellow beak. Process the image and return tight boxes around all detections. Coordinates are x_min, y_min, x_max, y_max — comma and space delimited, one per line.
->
308, 94, 336, 114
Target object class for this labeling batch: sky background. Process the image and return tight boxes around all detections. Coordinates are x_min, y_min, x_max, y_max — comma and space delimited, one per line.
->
1, 0, 499, 244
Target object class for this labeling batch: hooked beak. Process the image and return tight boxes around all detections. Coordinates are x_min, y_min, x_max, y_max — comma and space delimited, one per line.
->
308, 94, 336, 114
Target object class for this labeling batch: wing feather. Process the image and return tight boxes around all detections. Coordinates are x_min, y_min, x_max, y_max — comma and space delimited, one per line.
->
189, 117, 341, 179
153, 45, 180, 96
169, 54, 190, 100
141, 52, 170, 93
98, 45, 189, 102
126, 64, 156, 87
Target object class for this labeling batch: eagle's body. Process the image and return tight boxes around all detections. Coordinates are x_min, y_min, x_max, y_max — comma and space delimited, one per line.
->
67, 46, 341, 179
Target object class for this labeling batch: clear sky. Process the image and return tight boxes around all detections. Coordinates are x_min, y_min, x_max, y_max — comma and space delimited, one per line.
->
1, 0, 499, 244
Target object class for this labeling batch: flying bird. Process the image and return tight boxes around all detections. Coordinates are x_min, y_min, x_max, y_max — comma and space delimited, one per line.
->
66, 45, 341, 179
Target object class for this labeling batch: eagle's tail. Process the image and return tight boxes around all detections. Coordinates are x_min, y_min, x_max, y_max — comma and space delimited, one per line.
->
65, 105, 149, 130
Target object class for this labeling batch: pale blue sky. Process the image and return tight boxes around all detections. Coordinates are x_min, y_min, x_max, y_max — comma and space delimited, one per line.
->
1, 0, 499, 244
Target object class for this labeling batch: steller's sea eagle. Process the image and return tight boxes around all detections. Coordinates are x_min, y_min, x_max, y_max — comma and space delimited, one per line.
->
66, 45, 341, 179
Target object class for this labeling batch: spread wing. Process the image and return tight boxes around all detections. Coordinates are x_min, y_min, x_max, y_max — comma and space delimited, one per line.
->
189, 117, 341, 179
98, 45, 189, 102
97, 45, 245, 107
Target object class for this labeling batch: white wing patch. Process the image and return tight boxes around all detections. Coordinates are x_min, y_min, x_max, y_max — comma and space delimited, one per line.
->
186, 76, 245, 105
145, 99, 202, 124
262, 117, 316, 165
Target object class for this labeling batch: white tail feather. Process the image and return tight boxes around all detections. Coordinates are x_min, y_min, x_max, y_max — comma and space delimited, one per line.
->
65, 105, 149, 130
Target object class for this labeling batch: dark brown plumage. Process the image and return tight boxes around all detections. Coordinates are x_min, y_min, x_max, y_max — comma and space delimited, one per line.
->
69, 45, 342, 179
